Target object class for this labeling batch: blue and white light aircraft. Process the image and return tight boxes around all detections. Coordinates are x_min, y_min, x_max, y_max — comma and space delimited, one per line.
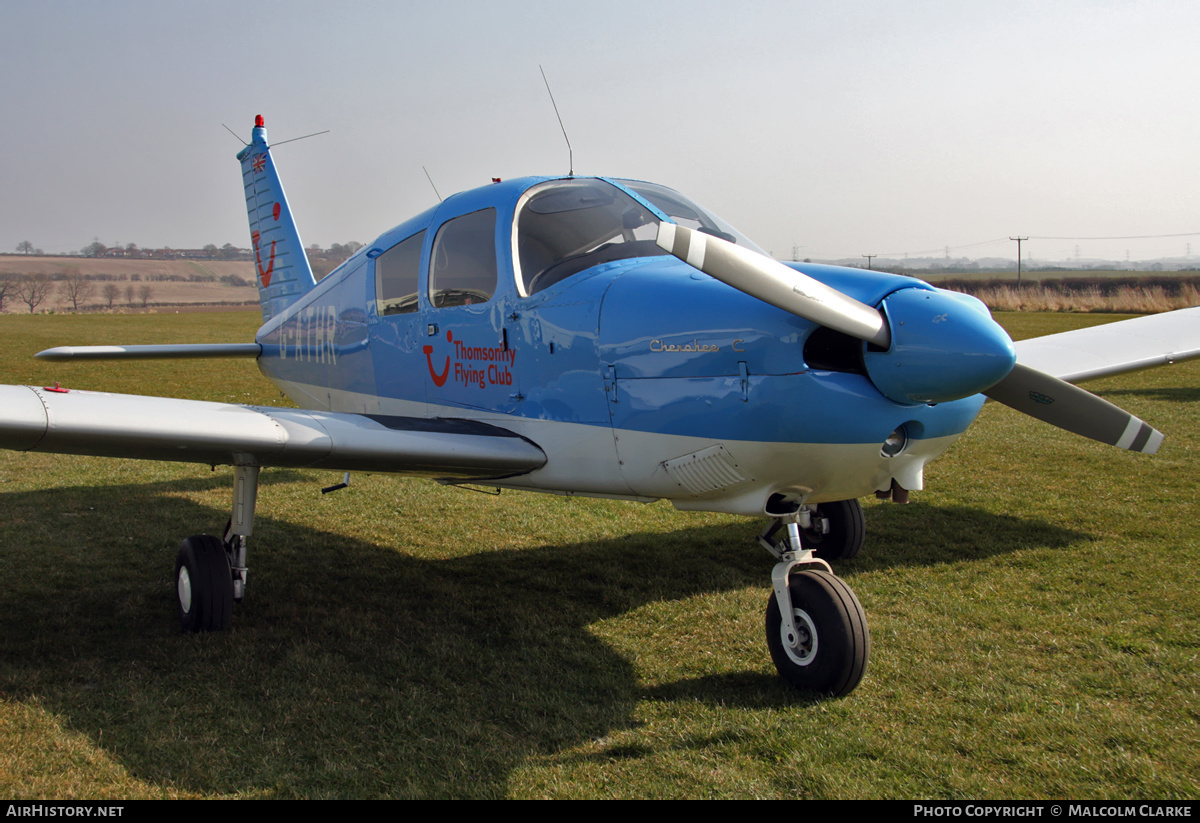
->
3, 115, 1198, 696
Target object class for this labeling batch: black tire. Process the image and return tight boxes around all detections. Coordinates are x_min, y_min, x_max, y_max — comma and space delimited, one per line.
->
804, 499, 865, 561
765, 570, 869, 697
175, 534, 233, 633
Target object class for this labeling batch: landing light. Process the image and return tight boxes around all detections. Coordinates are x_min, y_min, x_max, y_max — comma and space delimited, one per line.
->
881, 427, 907, 458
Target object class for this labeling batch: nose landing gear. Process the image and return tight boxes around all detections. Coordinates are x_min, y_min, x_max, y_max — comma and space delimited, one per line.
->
760, 507, 870, 697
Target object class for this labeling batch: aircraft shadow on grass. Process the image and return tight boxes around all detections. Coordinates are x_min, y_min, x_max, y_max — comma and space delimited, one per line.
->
0, 474, 1085, 797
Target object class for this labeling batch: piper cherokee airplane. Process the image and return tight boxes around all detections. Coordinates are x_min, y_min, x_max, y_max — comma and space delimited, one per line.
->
2, 115, 1199, 697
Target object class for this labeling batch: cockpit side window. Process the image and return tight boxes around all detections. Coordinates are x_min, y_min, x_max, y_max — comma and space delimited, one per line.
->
430, 208, 497, 308
375, 230, 424, 316
516, 179, 665, 296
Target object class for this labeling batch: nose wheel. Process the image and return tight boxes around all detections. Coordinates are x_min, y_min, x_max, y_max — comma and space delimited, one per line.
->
765, 569, 869, 696
761, 509, 870, 696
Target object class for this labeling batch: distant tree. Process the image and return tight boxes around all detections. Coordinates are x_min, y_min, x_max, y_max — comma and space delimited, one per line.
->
220, 242, 239, 260
137, 284, 153, 308
81, 240, 107, 258
203, 243, 219, 259
16, 274, 53, 313
59, 270, 94, 311
16, 240, 34, 255
125, 284, 136, 308
125, 243, 140, 259
102, 283, 120, 309
0, 276, 11, 312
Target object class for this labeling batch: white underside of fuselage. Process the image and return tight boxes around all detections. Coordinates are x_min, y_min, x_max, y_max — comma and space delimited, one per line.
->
270, 379, 962, 517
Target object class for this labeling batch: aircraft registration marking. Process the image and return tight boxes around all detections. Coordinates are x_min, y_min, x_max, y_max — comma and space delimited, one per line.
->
278, 305, 338, 364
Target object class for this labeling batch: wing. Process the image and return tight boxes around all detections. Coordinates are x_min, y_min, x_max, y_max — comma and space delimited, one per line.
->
0, 385, 545, 481
1013, 306, 1200, 383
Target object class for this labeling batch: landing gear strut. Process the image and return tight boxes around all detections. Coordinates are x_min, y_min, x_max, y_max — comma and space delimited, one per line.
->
760, 508, 870, 696
175, 461, 258, 633
759, 499, 864, 561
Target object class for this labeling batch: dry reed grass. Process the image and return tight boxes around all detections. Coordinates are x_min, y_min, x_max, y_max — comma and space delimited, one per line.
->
954, 283, 1200, 313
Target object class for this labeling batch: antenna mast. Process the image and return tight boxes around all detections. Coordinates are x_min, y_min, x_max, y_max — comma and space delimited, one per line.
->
540, 65, 573, 176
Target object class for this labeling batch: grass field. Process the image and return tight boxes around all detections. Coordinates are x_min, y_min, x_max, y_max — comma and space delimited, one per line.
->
0, 311, 1196, 799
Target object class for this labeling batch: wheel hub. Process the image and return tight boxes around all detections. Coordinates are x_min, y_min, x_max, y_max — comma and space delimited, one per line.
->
780, 608, 818, 666
177, 567, 193, 615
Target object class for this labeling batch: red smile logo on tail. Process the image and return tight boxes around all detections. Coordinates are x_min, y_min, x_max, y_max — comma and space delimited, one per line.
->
423, 330, 452, 387
251, 230, 276, 288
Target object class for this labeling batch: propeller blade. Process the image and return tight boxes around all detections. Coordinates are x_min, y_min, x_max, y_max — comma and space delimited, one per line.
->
984, 363, 1163, 453
656, 223, 891, 348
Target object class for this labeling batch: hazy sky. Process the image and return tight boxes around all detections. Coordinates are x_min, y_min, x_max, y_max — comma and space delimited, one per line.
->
2, 0, 1198, 262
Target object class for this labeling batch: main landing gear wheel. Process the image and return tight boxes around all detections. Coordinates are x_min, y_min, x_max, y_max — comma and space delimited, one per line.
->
804, 499, 865, 561
766, 569, 869, 697
175, 534, 234, 633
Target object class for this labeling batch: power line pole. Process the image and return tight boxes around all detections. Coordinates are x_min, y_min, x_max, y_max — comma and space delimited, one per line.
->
862, 254, 876, 270
1010, 236, 1028, 285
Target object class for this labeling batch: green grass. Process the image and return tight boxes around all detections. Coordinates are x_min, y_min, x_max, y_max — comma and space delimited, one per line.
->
0, 311, 1196, 798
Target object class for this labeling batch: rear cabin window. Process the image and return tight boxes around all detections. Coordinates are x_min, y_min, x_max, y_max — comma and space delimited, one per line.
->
516, 179, 663, 296
429, 208, 497, 307
375, 230, 424, 315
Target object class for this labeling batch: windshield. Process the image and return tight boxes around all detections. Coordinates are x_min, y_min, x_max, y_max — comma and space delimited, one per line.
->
615, 179, 767, 256
515, 179, 666, 295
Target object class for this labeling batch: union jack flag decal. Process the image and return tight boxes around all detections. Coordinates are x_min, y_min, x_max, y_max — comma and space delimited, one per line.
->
252, 154, 266, 174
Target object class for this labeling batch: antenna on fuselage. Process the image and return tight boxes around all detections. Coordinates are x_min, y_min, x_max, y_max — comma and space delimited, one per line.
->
423, 166, 443, 202
540, 65, 573, 176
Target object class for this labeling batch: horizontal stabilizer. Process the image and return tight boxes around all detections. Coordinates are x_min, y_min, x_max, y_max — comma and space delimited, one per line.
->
0, 385, 545, 480
36, 344, 262, 361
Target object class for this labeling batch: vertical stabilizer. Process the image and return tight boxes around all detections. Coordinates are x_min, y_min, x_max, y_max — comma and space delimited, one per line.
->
237, 115, 316, 321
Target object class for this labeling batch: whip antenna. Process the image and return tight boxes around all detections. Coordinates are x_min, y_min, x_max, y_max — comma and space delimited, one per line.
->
270, 129, 330, 148
222, 123, 248, 146
423, 166, 443, 202
540, 65, 573, 176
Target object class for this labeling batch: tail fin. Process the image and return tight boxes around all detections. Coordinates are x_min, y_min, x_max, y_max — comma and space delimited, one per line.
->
237, 115, 316, 322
